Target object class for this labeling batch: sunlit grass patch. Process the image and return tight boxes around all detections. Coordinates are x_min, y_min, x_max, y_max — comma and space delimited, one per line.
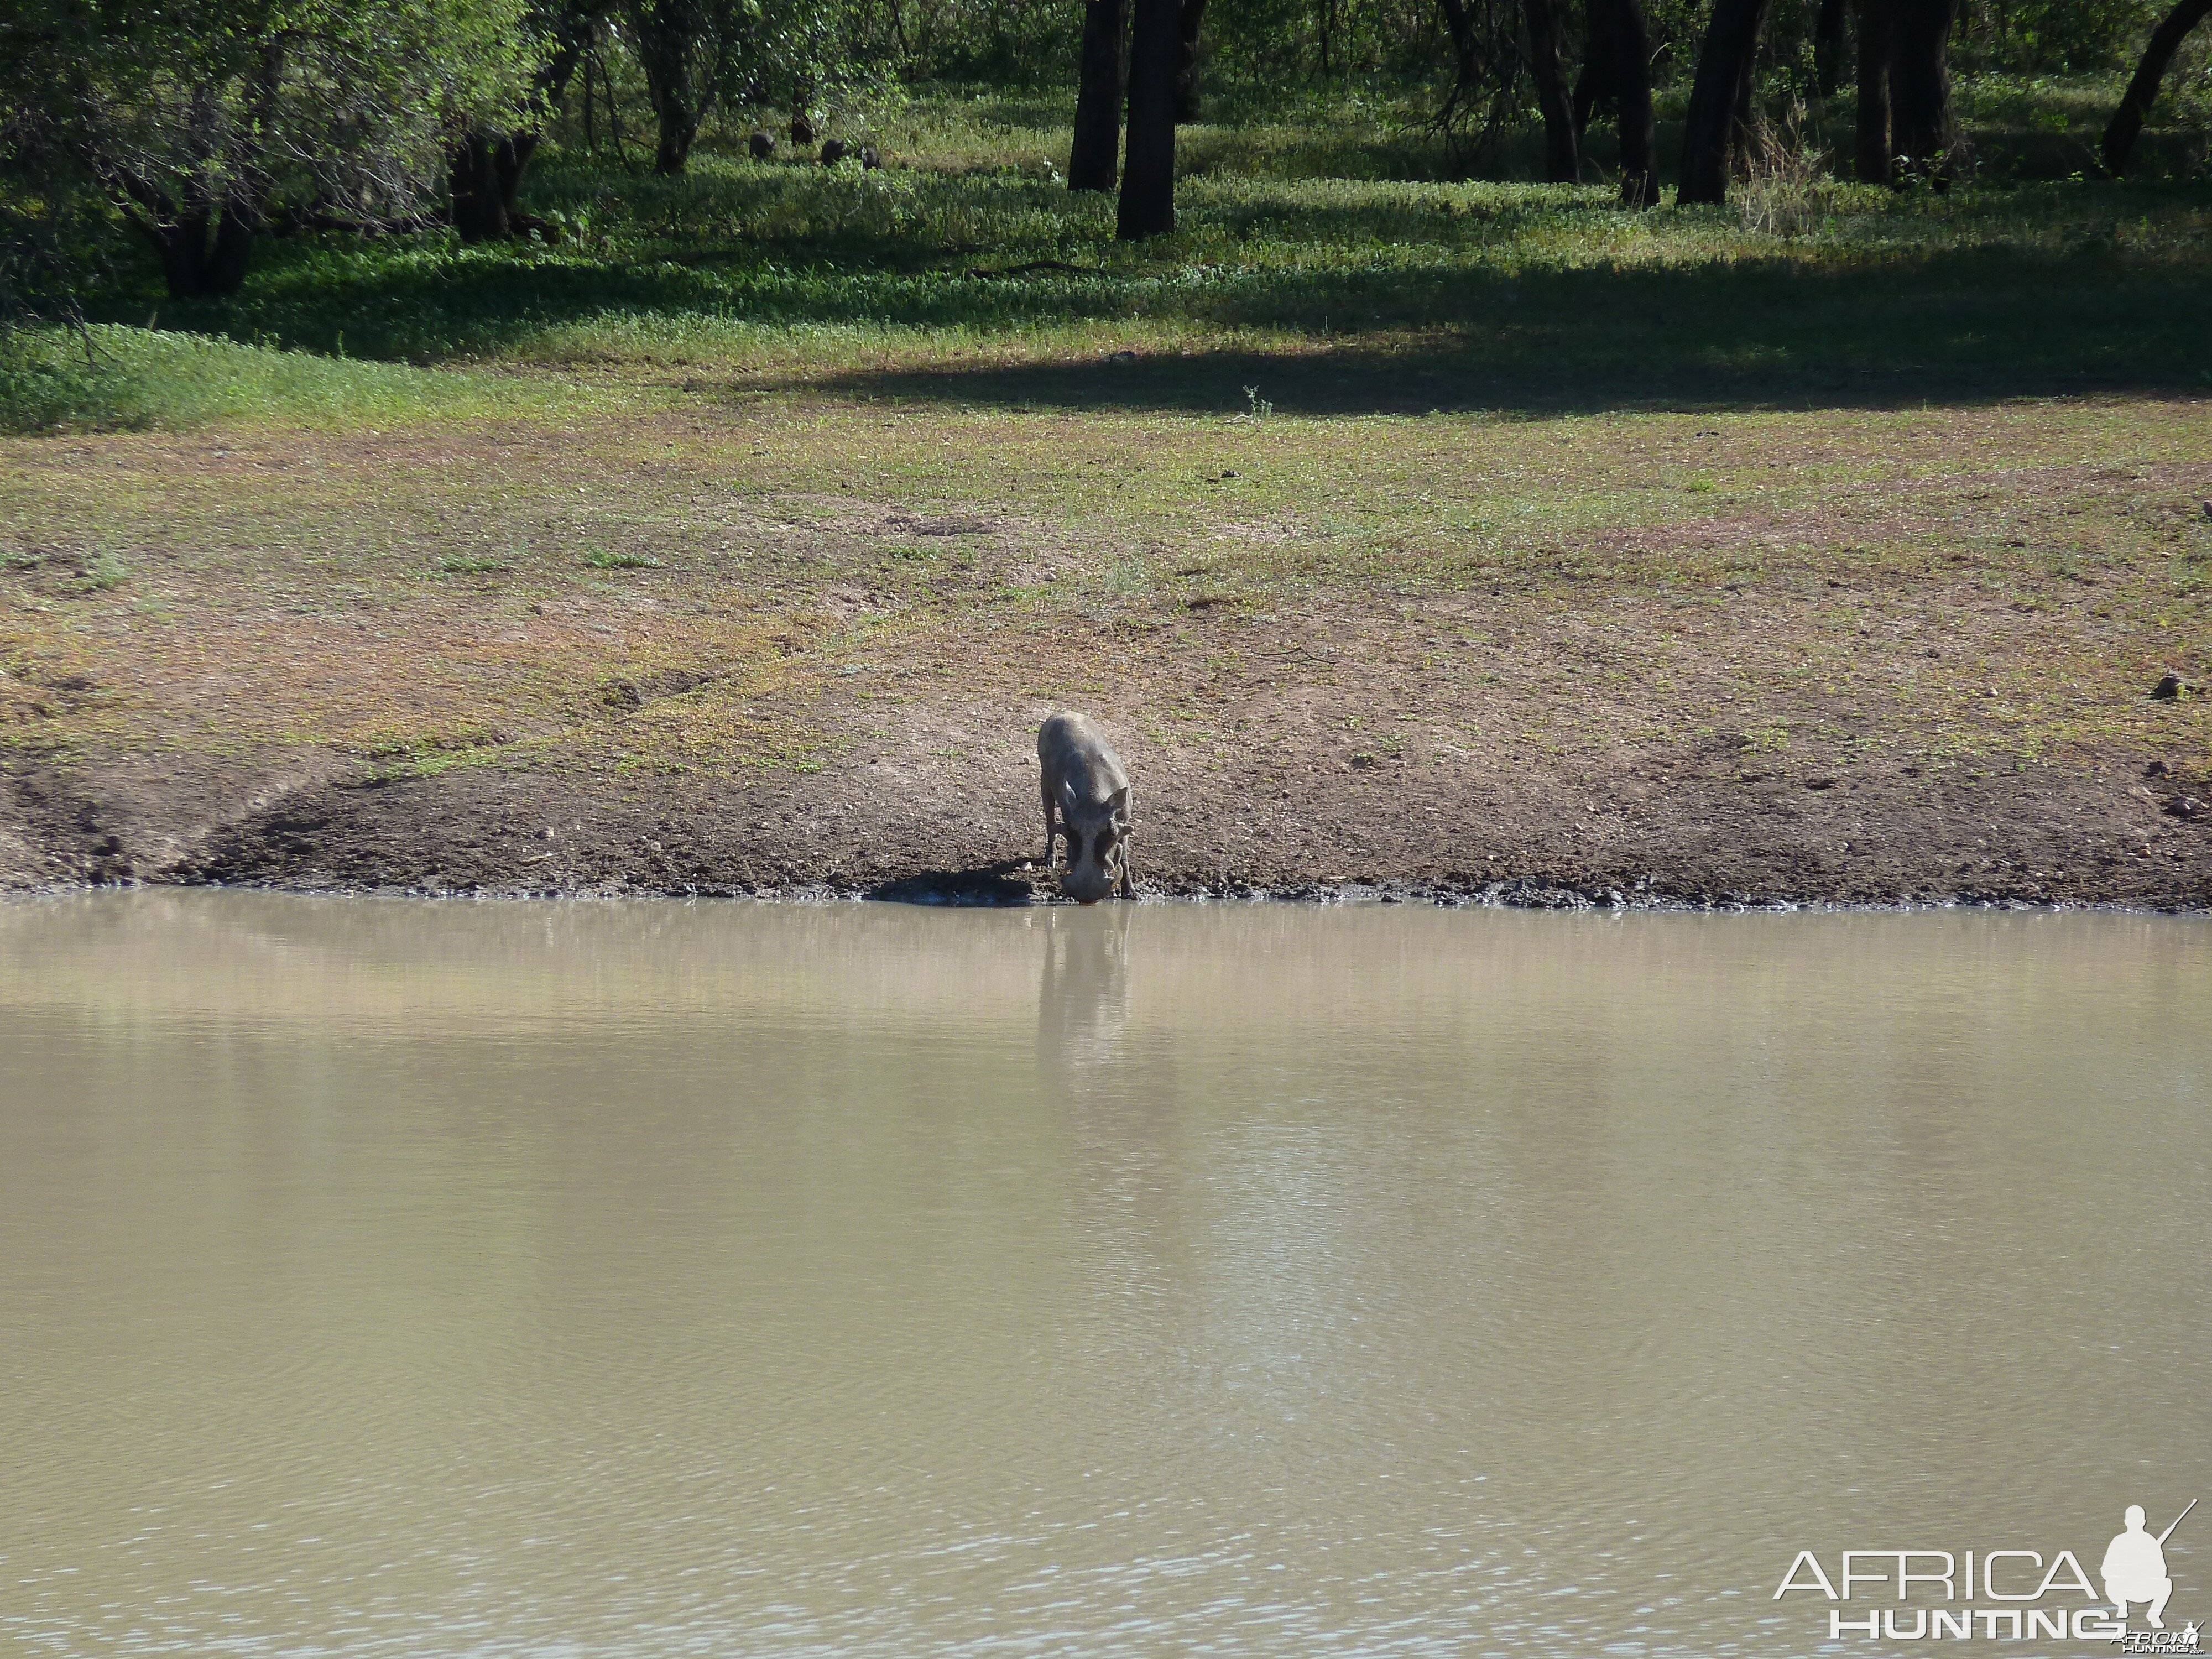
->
0, 324, 571, 435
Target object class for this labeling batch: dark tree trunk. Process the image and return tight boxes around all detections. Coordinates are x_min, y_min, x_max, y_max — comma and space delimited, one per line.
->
1575, 0, 1657, 204
1813, 0, 1848, 95
1678, 0, 1770, 202
1071, 0, 1128, 189
626, 1, 708, 175
449, 85, 555, 241
1118, 0, 1182, 238
1521, 0, 1582, 182
2102, 0, 2212, 174
449, 132, 514, 242
1173, 0, 1208, 121
1853, 0, 1895, 182
1437, 0, 1483, 92
139, 200, 258, 299
1888, 0, 1959, 182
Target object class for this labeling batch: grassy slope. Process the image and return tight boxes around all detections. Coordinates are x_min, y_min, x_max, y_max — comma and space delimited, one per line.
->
1, 84, 2209, 896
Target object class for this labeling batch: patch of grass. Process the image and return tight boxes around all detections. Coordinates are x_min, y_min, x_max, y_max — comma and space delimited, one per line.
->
79, 548, 129, 591
0, 324, 568, 435
583, 546, 662, 570
20, 78, 2189, 424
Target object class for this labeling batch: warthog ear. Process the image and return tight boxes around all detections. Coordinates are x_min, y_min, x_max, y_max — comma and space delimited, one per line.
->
1107, 785, 1130, 823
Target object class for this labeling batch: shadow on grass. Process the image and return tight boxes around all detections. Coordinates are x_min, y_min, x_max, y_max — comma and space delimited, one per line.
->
787, 248, 2212, 414
119, 185, 2212, 416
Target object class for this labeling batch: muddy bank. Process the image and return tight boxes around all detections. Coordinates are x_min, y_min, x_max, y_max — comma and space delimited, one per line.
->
7, 729, 2208, 909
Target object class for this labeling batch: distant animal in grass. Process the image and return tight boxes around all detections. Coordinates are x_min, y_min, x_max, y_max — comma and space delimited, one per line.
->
820, 137, 849, 165
748, 129, 776, 160
1037, 711, 1135, 902
790, 112, 815, 145
859, 143, 881, 170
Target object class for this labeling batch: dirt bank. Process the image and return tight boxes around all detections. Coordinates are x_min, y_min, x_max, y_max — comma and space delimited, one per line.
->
4, 400, 2209, 907
7, 682, 2209, 907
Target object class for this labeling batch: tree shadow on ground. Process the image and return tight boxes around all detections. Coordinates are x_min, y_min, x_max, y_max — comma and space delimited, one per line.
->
140, 216, 2212, 415
772, 248, 2212, 415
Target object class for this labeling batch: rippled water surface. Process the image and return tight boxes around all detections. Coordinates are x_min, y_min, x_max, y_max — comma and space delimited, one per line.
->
2, 894, 2207, 1657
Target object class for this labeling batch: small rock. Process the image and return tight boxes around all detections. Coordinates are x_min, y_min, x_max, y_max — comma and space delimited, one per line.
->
748, 129, 776, 159
1104, 349, 1138, 363
1803, 776, 1836, 790
820, 137, 849, 165
2146, 760, 2171, 777
2167, 795, 2206, 821
2152, 671, 2191, 699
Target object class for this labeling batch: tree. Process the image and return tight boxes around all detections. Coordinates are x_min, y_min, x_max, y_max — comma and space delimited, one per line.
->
1070, 0, 1126, 190
620, 0, 847, 176
1852, 0, 1958, 185
1573, 0, 1657, 205
1521, 0, 1581, 182
1853, 0, 1895, 181
1813, 0, 1847, 95
4, 0, 530, 300
2102, 0, 2212, 174
1173, 0, 1208, 121
1678, 0, 1771, 201
450, 1, 607, 241
624, 0, 714, 173
1888, 0, 1958, 181
1117, 0, 1181, 237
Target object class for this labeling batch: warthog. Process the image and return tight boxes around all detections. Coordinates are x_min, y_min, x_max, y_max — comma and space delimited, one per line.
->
1037, 711, 1134, 902
748, 129, 776, 159
820, 137, 849, 165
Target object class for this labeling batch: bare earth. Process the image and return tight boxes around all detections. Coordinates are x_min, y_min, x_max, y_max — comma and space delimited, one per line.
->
3, 383, 2209, 907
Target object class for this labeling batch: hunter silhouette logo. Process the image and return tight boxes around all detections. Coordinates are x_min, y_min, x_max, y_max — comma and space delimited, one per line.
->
2106, 1501, 2193, 1631
1772, 1498, 2198, 1645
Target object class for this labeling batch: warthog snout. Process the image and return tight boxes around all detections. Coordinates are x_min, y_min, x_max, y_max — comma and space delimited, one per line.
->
1060, 823, 1124, 904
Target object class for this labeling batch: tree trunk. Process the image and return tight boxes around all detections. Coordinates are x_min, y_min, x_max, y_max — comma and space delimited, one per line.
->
1853, 0, 1895, 182
141, 200, 258, 300
1173, 0, 1208, 122
1071, 0, 1128, 189
449, 132, 513, 242
1678, 0, 1770, 202
1813, 0, 1848, 96
626, 1, 707, 175
1575, 0, 1657, 205
1888, 0, 1959, 182
2102, 0, 2212, 174
1437, 0, 1483, 93
1118, 0, 1182, 238
1521, 0, 1582, 182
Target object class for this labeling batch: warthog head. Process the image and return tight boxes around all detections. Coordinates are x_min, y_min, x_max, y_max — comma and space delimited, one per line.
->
1058, 785, 1130, 904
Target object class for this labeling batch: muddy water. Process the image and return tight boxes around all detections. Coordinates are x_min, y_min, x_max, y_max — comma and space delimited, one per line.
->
1, 894, 2206, 1657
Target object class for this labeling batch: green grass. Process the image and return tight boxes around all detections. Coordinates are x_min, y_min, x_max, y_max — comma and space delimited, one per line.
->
2, 77, 2207, 434
0, 322, 568, 434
